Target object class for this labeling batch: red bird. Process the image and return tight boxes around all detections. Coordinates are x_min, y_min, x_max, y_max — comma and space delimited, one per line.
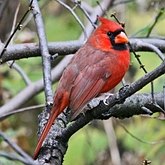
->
34, 17, 130, 159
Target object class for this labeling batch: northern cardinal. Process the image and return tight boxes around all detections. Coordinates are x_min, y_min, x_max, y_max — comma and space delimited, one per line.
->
34, 16, 130, 159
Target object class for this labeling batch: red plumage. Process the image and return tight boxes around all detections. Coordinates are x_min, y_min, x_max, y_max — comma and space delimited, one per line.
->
34, 16, 130, 159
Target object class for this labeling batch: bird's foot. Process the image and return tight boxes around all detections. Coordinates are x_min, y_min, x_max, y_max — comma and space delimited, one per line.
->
103, 93, 114, 105
85, 93, 113, 110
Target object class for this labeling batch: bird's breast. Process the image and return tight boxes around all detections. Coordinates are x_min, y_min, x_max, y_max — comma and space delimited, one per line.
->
101, 49, 130, 92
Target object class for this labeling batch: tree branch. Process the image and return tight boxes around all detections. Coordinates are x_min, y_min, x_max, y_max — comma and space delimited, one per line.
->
0, 152, 34, 165
0, 38, 165, 63
0, 40, 80, 63
30, 0, 53, 105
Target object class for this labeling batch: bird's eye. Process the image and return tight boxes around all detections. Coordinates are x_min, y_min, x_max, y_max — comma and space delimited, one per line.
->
107, 31, 112, 36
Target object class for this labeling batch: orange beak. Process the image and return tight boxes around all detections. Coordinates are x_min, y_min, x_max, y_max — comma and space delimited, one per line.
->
115, 31, 129, 44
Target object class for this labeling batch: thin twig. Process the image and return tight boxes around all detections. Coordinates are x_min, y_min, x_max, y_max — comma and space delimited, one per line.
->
96, 1, 109, 18
7, 1, 30, 85
0, 152, 33, 165
111, 13, 125, 27
10, 2, 20, 43
56, 0, 88, 39
128, 42, 147, 73
132, 8, 164, 37
0, 104, 44, 120
7, 61, 32, 85
75, 1, 93, 14
128, 41, 152, 102
22, 0, 51, 29
79, 0, 115, 40
0, 42, 32, 86
73, 0, 97, 29
146, 7, 165, 37
5, 1, 32, 86
130, 39, 165, 106
135, 41, 165, 104
118, 121, 165, 144
0, 131, 36, 165
0, 0, 33, 59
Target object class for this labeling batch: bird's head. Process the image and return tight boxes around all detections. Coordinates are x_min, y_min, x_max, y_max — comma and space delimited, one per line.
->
88, 16, 129, 51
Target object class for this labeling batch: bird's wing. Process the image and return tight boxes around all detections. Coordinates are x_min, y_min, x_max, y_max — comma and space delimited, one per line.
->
69, 64, 111, 119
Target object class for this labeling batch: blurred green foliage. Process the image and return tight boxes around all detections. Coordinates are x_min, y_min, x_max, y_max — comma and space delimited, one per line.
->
64, 126, 107, 165
45, 14, 82, 41
117, 117, 165, 165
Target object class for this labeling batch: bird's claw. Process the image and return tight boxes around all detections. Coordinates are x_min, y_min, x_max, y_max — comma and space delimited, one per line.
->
103, 93, 114, 105
86, 93, 113, 110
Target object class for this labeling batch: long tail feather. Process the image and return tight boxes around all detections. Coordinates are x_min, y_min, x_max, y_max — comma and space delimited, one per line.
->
33, 109, 59, 159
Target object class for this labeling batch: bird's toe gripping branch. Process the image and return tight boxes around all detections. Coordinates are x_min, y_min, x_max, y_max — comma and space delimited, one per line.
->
85, 93, 114, 111
103, 93, 114, 105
